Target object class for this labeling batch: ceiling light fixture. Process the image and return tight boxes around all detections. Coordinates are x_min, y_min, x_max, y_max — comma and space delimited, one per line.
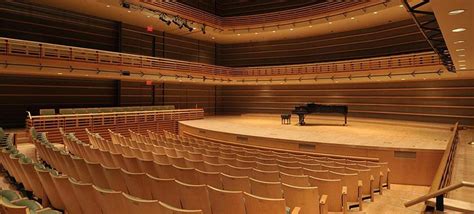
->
456, 49, 465, 52
459, 64, 466, 66
290, 28, 294, 31
459, 55, 465, 57
328, 22, 333, 24
452, 28, 466, 33
449, 9, 465, 15
460, 67, 467, 70
106, 5, 110, 8
454, 40, 464, 44
350, 17, 355, 20
458, 60, 466, 63
309, 26, 313, 28
237, 33, 240, 36
373, 11, 378, 14
399, 5, 404, 7
272, 30, 276, 33
211, 37, 215, 40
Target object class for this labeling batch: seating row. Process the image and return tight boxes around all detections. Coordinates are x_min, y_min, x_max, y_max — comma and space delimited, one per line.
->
38, 105, 175, 115
34, 133, 303, 214
77, 130, 366, 212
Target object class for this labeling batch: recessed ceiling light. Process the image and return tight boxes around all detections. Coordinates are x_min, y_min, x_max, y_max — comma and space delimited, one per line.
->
373, 11, 378, 14
454, 40, 464, 44
57, 73, 63, 75
193, 27, 197, 29
211, 37, 215, 40
449, 9, 465, 15
459, 64, 466, 66
309, 26, 313, 28
85, 74, 89, 76
459, 67, 467, 70
127, 10, 131, 13
254, 32, 258, 35
106, 5, 110, 8
350, 17, 355, 20
459, 54, 465, 57
458, 60, 466, 63
456, 49, 465, 52
328, 22, 333, 24
452, 28, 466, 33
237, 33, 240, 36
272, 30, 276, 33
147, 15, 150, 18
290, 28, 294, 31
399, 4, 404, 7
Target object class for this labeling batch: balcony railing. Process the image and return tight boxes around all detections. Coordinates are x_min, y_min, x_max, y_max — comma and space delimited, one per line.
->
0, 37, 441, 77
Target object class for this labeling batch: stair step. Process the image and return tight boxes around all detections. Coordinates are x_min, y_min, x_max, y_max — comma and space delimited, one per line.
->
427, 198, 474, 212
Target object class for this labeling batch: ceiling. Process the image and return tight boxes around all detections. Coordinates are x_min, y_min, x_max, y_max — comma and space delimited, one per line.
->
431, 0, 472, 73
33, 0, 418, 44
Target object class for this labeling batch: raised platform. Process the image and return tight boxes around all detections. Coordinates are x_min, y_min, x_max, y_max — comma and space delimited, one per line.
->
179, 114, 453, 185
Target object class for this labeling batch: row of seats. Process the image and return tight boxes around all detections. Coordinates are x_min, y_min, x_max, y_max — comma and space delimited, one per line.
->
31, 130, 211, 214
35, 132, 302, 214
86, 130, 370, 212
38, 105, 175, 115
0, 129, 61, 214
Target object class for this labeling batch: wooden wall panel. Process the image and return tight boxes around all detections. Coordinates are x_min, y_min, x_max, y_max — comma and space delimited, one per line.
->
120, 81, 154, 106
216, 79, 474, 125
0, 1, 118, 51
164, 83, 216, 115
164, 34, 216, 64
217, 19, 431, 67
0, 75, 116, 128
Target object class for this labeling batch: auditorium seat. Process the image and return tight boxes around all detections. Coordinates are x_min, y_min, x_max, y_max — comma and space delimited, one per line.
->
298, 162, 321, 170
159, 201, 203, 214
204, 162, 226, 173
308, 177, 346, 212
68, 178, 102, 214
225, 165, 253, 176
281, 183, 322, 214
251, 168, 280, 182
256, 162, 279, 171
39, 109, 55, 115
34, 165, 66, 210
18, 158, 48, 204
249, 178, 283, 199
363, 164, 383, 195
0, 196, 60, 214
243, 192, 288, 214
184, 158, 206, 170
137, 158, 160, 178
156, 162, 177, 179
153, 153, 170, 164
121, 192, 162, 213
70, 156, 93, 183
85, 160, 110, 189
279, 172, 310, 187
346, 167, 374, 202
50, 173, 83, 214
195, 168, 223, 188
328, 171, 362, 210
176, 180, 212, 214
146, 175, 181, 208
92, 185, 127, 214
175, 166, 198, 184
220, 173, 251, 193
278, 165, 303, 175
207, 186, 246, 214
321, 165, 345, 173
121, 169, 152, 199
101, 166, 128, 193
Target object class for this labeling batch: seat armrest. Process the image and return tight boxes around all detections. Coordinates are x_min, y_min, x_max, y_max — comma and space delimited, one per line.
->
320, 194, 328, 214
11, 197, 29, 203
291, 207, 301, 214
357, 180, 363, 211
342, 186, 348, 214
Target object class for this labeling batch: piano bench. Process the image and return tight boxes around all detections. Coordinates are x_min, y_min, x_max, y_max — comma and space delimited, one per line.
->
281, 114, 291, 125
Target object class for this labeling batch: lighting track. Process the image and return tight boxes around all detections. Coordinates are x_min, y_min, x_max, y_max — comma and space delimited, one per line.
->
402, 0, 455, 72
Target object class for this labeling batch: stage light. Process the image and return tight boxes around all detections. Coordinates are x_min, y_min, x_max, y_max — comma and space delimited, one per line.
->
201, 24, 206, 34
182, 20, 193, 32
173, 16, 184, 29
159, 13, 171, 25
121, 2, 130, 9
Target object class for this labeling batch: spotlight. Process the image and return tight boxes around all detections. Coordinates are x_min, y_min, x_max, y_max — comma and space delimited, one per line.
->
173, 16, 184, 29
201, 24, 206, 34
121, 2, 130, 9
182, 20, 193, 32
159, 13, 171, 25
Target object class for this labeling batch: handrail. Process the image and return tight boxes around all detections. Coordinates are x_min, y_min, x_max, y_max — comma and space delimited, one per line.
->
0, 37, 441, 77
404, 181, 474, 207
404, 122, 461, 211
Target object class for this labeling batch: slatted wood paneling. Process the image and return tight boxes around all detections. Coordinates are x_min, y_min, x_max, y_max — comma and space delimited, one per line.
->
0, 75, 116, 128
0, 1, 118, 51
217, 19, 431, 67
216, 79, 474, 125
164, 83, 216, 115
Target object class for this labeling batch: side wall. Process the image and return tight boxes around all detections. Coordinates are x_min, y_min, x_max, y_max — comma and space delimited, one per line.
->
0, 75, 216, 128
216, 79, 474, 125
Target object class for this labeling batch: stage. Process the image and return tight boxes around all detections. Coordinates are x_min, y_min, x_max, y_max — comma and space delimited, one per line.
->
179, 114, 454, 185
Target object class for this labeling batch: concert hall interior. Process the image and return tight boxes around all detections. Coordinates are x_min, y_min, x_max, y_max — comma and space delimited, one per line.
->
0, 0, 473, 213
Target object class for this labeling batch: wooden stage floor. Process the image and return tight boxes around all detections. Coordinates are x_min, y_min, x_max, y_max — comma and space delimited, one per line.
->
180, 114, 452, 151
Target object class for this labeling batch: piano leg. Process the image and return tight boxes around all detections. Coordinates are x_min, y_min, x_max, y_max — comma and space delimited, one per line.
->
344, 114, 347, 126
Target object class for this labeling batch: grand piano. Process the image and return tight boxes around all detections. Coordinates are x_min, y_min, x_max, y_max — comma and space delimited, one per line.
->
291, 103, 348, 125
